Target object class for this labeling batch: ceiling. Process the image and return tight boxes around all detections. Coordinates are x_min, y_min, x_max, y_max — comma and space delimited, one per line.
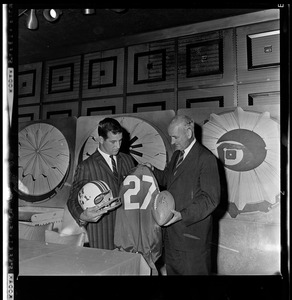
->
18, 8, 266, 64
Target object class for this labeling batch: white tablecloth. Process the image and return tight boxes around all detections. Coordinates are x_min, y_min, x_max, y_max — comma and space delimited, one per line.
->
19, 239, 150, 276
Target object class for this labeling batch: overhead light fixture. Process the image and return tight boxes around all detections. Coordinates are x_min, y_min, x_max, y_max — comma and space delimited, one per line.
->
19, 8, 129, 30
27, 9, 38, 30
83, 9, 95, 15
108, 9, 128, 14
43, 9, 63, 22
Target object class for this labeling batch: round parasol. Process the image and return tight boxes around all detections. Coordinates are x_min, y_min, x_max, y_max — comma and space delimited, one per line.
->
18, 123, 70, 201
202, 107, 280, 212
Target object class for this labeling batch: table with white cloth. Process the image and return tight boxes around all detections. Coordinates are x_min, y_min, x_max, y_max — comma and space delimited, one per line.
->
19, 239, 151, 276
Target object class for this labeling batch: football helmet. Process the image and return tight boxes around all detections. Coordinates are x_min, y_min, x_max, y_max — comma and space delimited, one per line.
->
152, 190, 175, 226
78, 180, 121, 211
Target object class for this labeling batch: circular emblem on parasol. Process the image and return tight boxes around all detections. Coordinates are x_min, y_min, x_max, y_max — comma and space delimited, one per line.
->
202, 107, 280, 215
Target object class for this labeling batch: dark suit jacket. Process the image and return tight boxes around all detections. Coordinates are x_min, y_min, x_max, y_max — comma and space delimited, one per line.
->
67, 150, 135, 249
154, 141, 220, 254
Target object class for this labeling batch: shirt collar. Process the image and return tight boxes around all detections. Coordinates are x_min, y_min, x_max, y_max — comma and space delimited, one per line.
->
183, 138, 196, 158
98, 148, 116, 163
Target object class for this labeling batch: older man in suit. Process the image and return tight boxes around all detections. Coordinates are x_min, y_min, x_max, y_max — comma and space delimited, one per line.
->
150, 115, 221, 275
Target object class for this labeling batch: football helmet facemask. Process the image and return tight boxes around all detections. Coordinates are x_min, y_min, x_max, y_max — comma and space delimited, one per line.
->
78, 180, 121, 211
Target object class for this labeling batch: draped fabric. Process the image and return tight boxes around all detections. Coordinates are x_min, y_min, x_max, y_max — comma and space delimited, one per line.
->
67, 150, 135, 249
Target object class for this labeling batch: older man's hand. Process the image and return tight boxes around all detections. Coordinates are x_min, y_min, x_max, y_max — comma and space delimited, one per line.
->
164, 209, 182, 226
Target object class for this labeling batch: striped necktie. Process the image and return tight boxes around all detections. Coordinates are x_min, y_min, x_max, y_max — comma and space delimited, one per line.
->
110, 155, 118, 179
174, 150, 184, 174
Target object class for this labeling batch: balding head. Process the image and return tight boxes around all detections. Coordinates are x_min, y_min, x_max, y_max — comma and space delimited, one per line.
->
168, 115, 195, 151
169, 115, 194, 131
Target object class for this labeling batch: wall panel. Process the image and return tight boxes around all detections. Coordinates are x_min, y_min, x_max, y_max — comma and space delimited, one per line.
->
18, 62, 42, 105
18, 105, 40, 122
82, 48, 124, 98
42, 101, 79, 119
237, 81, 280, 106
127, 39, 176, 93
43, 56, 81, 102
236, 20, 280, 84
126, 92, 175, 113
81, 97, 124, 116
178, 85, 234, 109
178, 29, 235, 88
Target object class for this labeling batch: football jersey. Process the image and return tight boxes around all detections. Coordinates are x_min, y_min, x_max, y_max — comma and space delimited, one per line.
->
114, 164, 162, 272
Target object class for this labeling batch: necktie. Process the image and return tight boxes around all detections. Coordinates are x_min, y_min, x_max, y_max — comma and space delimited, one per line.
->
110, 155, 118, 179
174, 150, 184, 174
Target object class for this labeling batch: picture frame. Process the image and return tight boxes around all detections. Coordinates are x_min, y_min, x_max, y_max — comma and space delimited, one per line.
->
88, 56, 117, 89
186, 39, 223, 77
247, 30, 280, 70
134, 49, 166, 84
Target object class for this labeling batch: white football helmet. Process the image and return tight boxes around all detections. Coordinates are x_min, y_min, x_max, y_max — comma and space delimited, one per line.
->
78, 180, 121, 210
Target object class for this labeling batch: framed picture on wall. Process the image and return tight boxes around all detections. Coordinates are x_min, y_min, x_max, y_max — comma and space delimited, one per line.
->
134, 49, 166, 84
18, 62, 42, 105
44, 56, 81, 102
18, 70, 36, 98
186, 39, 223, 77
247, 30, 280, 70
88, 56, 117, 89
48, 63, 74, 94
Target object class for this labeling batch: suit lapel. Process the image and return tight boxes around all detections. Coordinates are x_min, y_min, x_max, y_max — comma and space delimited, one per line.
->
94, 151, 117, 181
116, 155, 126, 186
168, 143, 198, 188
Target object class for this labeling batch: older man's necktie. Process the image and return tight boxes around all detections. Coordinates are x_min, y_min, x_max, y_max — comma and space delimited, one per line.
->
110, 155, 118, 179
174, 150, 184, 175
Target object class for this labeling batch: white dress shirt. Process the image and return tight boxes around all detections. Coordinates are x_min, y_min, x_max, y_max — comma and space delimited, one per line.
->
182, 138, 196, 160
98, 148, 117, 172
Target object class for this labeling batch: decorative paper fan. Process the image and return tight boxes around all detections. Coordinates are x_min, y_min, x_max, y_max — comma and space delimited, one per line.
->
202, 107, 280, 212
81, 116, 167, 170
18, 123, 70, 201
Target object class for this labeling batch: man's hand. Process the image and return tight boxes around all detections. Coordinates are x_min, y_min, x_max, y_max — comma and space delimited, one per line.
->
80, 206, 110, 223
164, 209, 182, 226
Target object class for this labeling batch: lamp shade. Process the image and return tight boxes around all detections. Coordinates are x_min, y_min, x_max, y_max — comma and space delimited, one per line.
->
27, 9, 38, 30
43, 9, 62, 22
83, 9, 95, 15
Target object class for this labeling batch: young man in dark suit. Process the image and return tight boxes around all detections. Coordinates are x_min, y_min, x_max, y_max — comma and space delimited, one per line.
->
149, 115, 221, 275
67, 118, 135, 249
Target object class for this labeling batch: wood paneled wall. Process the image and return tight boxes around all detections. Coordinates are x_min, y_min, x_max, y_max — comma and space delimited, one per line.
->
18, 12, 280, 122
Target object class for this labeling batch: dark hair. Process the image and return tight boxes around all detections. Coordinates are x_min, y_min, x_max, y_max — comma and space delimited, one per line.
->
98, 118, 123, 140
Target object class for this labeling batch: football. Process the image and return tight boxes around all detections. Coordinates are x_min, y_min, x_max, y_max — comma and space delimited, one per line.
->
152, 190, 175, 226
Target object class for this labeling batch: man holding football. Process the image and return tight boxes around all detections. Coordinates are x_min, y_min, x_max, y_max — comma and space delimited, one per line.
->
147, 115, 221, 275
67, 118, 135, 249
